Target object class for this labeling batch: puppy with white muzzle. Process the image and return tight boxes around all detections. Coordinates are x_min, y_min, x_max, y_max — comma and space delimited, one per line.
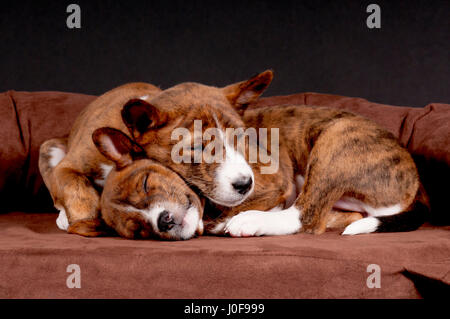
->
39, 128, 203, 240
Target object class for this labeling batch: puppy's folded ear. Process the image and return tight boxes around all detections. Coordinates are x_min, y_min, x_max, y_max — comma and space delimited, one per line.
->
222, 70, 274, 113
92, 127, 145, 169
121, 99, 167, 141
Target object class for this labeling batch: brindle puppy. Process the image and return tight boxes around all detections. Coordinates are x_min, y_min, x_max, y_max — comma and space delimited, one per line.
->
40, 132, 357, 239
224, 72, 430, 235
38, 82, 163, 236
120, 70, 429, 236
39, 129, 203, 240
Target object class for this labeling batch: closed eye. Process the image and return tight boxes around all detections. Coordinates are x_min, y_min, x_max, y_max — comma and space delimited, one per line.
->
143, 174, 149, 193
186, 195, 192, 209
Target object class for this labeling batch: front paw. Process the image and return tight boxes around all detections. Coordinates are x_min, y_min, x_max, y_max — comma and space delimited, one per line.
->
225, 210, 265, 237
224, 207, 301, 238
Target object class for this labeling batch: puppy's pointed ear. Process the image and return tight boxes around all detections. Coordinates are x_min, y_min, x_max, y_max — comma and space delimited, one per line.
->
222, 70, 273, 112
121, 99, 166, 141
92, 127, 145, 170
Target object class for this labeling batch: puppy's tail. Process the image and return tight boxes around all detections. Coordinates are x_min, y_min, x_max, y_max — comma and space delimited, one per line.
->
342, 185, 429, 235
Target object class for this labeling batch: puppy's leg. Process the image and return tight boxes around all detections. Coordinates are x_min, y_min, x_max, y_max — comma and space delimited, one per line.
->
52, 164, 106, 237
292, 146, 350, 234
222, 170, 350, 236
325, 210, 364, 229
293, 166, 345, 234
39, 137, 68, 199
39, 138, 73, 232
224, 206, 301, 237
222, 206, 363, 237
295, 187, 344, 235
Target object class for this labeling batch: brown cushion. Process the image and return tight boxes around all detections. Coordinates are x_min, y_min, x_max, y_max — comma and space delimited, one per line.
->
253, 93, 425, 145
0, 91, 95, 213
0, 91, 448, 299
0, 212, 448, 298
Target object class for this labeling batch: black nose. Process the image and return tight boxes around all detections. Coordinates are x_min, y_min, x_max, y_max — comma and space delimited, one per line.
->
232, 177, 253, 195
157, 210, 175, 232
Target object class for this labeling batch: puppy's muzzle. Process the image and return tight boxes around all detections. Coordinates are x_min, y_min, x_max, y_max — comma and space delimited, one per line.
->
157, 210, 176, 232
232, 176, 253, 195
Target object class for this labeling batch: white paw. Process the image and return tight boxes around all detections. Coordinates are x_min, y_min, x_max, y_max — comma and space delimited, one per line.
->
224, 206, 301, 237
342, 217, 379, 235
225, 210, 266, 237
56, 209, 69, 231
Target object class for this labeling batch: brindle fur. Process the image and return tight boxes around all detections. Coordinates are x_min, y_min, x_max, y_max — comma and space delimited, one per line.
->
39, 83, 162, 236
242, 104, 424, 233
39, 129, 203, 239
41, 70, 426, 238
120, 72, 365, 234
93, 127, 203, 239
100, 160, 203, 239
121, 70, 427, 235
121, 83, 248, 199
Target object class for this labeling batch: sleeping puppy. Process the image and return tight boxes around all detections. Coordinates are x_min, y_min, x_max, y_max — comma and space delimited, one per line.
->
221, 71, 430, 236
92, 127, 204, 240
39, 79, 359, 240
118, 70, 429, 236
92, 126, 360, 237
39, 129, 203, 240
41, 70, 427, 238
40, 131, 354, 239
38, 82, 164, 237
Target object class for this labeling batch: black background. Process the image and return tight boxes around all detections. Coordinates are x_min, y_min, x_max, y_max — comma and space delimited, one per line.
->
1, 0, 449, 107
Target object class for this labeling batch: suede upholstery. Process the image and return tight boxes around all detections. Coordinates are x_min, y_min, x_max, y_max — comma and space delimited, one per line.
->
0, 90, 448, 298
